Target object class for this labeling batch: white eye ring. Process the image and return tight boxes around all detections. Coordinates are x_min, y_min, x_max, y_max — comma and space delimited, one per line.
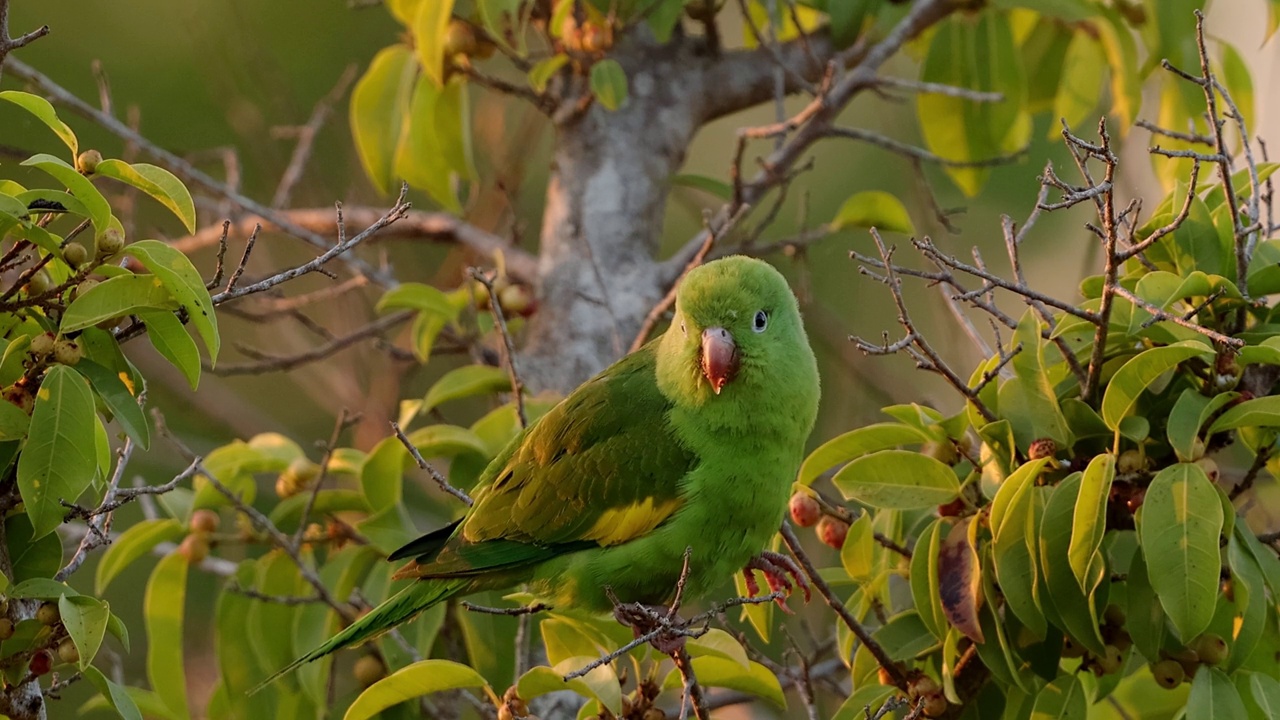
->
752, 311, 768, 333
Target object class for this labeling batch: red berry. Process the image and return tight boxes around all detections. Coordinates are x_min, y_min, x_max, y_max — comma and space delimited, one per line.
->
1028, 438, 1057, 460
29, 650, 52, 676
789, 492, 821, 527
816, 516, 849, 549
937, 498, 965, 517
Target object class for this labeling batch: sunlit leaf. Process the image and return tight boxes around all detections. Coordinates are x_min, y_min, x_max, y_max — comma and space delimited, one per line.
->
350, 45, 417, 195
61, 274, 177, 333
798, 422, 929, 486
94, 160, 196, 233
420, 365, 513, 416
124, 240, 219, 362
21, 153, 110, 232
411, 0, 455, 86
832, 449, 959, 509
831, 191, 914, 235
0, 91, 78, 157
145, 551, 190, 719
1101, 342, 1212, 429
96, 518, 185, 595
1141, 463, 1223, 643
1068, 454, 1114, 591
17, 365, 97, 539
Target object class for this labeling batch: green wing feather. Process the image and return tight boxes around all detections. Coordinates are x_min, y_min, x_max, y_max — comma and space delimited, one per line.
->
260, 344, 698, 687
248, 578, 465, 694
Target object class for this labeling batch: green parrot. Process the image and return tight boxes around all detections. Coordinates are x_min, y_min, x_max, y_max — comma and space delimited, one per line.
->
257, 255, 820, 687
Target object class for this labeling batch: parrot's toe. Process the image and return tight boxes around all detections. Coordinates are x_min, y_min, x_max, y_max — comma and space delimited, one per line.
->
743, 550, 811, 612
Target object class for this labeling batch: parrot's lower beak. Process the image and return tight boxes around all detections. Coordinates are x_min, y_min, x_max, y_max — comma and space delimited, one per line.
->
700, 327, 739, 394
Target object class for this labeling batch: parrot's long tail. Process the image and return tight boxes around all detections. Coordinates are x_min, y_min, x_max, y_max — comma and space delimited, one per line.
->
249, 578, 467, 694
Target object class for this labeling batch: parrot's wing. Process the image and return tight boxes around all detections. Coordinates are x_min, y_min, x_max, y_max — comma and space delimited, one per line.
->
395, 344, 697, 579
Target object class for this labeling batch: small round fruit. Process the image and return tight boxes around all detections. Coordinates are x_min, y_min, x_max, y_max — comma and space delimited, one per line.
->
1194, 457, 1220, 484
275, 474, 300, 499
52, 339, 83, 366
25, 269, 52, 296
96, 228, 125, 257
444, 19, 480, 57
936, 498, 965, 517
286, 457, 321, 486
0, 618, 13, 640
36, 601, 60, 626
1192, 633, 1228, 666
1096, 644, 1124, 674
76, 149, 103, 174
190, 509, 220, 534
1117, 449, 1144, 474
1190, 438, 1206, 461
921, 693, 948, 718
497, 284, 536, 317
1104, 604, 1126, 627
29, 332, 55, 356
815, 516, 849, 549
57, 638, 80, 665
642, 708, 666, 720
788, 492, 821, 528
581, 22, 610, 53
2, 385, 34, 415
1152, 659, 1185, 689
29, 650, 52, 676
178, 533, 210, 564
922, 440, 959, 466
1028, 438, 1057, 460
1125, 488, 1146, 513
73, 278, 99, 300
909, 675, 939, 699
61, 242, 89, 268
877, 667, 893, 686
353, 655, 385, 687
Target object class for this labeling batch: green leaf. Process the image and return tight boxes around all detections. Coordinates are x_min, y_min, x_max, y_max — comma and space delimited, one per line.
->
528, 54, 569, 94
9, 578, 78, 598
910, 518, 948, 640
1126, 546, 1164, 663
827, 0, 875, 46
421, 365, 513, 416
990, 459, 1048, 638
411, 0, 455, 87
59, 594, 110, 669
75, 359, 149, 449
1141, 463, 1223, 643
1039, 475, 1106, 655
840, 514, 875, 583
830, 191, 914, 234
82, 665, 144, 720
687, 628, 750, 669
1227, 528, 1266, 672
1208, 395, 1280, 434
1217, 42, 1253, 141
1031, 674, 1087, 719
1068, 454, 1114, 592
360, 435, 407, 513
394, 75, 463, 211
798, 422, 929, 486
406, 423, 488, 459
872, 610, 938, 661
96, 518, 185, 594
832, 685, 896, 720
94, 161, 196, 233
21, 153, 111, 233
124, 240, 219, 361
832, 449, 960, 509
17, 365, 98, 539
589, 59, 628, 111
5, 514, 62, 583
1101, 342, 1211, 429
661, 657, 785, 708
139, 310, 201, 389
670, 173, 733, 201
351, 44, 417, 195
377, 282, 458, 316
0, 396, 30, 440
1252, 674, 1280, 718
62, 274, 177, 332
0, 91, 78, 157
1003, 309, 1071, 449
1052, 33, 1106, 138
145, 552, 190, 720
1187, 667, 1247, 718
1096, 9, 1142, 129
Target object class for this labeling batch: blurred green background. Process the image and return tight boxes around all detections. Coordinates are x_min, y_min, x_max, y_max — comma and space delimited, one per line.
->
2, 0, 1277, 715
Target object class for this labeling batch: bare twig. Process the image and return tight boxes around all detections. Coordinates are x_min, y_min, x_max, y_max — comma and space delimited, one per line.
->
208, 311, 412, 375
391, 421, 474, 506
468, 268, 526, 428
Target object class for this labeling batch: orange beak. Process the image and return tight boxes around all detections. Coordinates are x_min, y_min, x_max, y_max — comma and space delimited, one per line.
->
700, 327, 739, 394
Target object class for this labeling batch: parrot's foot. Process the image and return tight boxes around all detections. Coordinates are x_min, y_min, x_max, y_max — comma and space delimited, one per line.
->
743, 551, 811, 612
612, 602, 694, 655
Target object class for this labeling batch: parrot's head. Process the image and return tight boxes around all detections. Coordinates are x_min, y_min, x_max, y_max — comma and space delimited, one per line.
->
663, 255, 815, 399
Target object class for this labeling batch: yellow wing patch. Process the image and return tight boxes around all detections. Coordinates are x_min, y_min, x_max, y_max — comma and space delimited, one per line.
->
583, 497, 681, 547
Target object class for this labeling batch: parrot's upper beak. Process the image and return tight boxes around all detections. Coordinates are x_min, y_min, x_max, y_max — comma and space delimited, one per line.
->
700, 327, 739, 394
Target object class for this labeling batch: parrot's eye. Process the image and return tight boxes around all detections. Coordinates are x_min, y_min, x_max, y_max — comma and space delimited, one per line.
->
752, 310, 769, 333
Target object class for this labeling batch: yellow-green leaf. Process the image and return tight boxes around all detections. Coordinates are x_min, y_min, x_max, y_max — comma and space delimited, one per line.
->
21, 153, 110, 233
0, 91, 77, 158
94, 161, 196, 233
1141, 463, 1223, 642
831, 190, 915, 235
411, 0, 455, 87
62, 274, 176, 332
96, 519, 185, 595
798, 422, 929, 486
1068, 453, 1114, 592
1052, 33, 1106, 138
589, 59, 628, 111
17, 365, 97, 539
139, 310, 201, 389
833, 449, 959, 509
59, 594, 110, 670
528, 54, 569, 93
125, 240, 219, 362
145, 552, 190, 720
1101, 342, 1212, 429
420, 365, 513, 416
351, 45, 417, 195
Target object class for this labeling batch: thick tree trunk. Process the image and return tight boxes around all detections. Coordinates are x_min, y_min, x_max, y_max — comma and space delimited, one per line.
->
521, 30, 832, 392
520, 36, 703, 392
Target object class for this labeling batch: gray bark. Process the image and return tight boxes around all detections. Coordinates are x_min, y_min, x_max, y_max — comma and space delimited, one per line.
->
521, 29, 835, 392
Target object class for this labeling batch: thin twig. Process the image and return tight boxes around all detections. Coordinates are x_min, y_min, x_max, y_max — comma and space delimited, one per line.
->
391, 421, 473, 506
468, 268, 526, 428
